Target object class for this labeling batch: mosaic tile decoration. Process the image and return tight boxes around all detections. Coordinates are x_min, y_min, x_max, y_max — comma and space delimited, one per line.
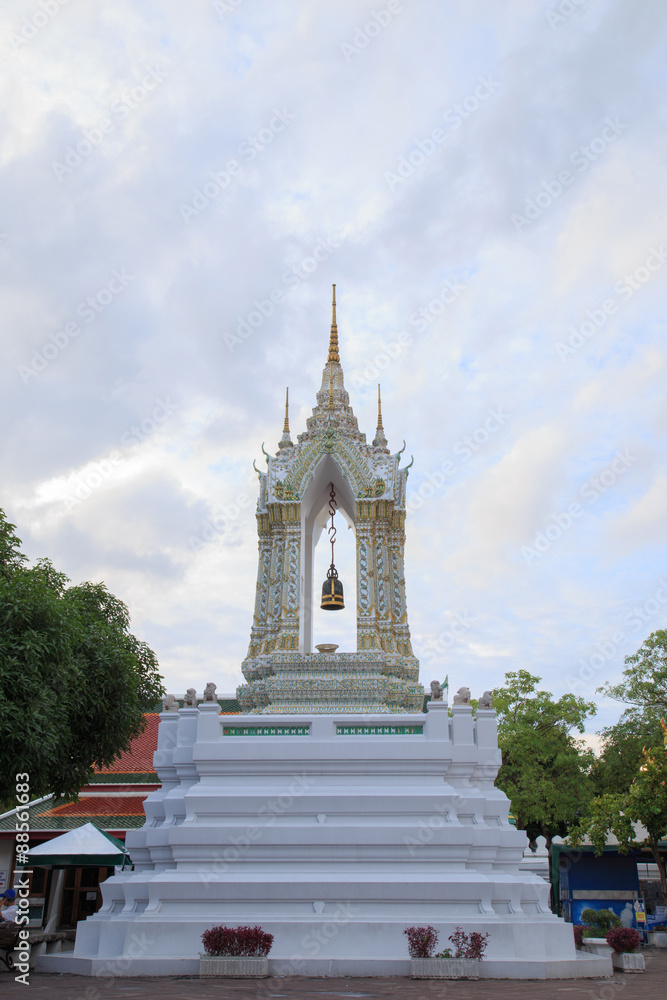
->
222, 725, 310, 737
336, 724, 424, 736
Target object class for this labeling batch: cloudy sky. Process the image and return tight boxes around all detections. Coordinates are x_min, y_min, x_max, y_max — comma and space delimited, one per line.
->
2, 0, 666, 737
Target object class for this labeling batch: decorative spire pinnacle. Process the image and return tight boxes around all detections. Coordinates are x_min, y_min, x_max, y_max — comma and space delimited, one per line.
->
278, 386, 293, 450
328, 364, 334, 408
373, 382, 389, 451
327, 284, 340, 363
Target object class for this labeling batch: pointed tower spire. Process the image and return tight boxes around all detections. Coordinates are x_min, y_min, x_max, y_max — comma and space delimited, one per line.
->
373, 382, 389, 451
327, 284, 340, 363
278, 386, 293, 449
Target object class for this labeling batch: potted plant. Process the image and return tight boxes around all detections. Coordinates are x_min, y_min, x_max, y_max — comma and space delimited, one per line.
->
606, 927, 644, 972
578, 907, 620, 958
405, 925, 489, 979
648, 923, 667, 948
199, 924, 273, 977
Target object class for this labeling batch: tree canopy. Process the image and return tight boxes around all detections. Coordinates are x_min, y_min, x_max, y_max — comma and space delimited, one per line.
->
0, 509, 164, 803
598, 629, 667, 715
569, 722, 667, 907
492, 670, 596, 847
568, 631, 667, 906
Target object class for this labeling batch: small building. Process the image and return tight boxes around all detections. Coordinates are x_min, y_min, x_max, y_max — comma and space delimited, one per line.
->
552, 839, 667, 930
0, 698, 239, 931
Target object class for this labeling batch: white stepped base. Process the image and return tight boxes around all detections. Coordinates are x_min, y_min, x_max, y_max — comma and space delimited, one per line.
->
50, 704, 599, 979
36, 952, 611, 978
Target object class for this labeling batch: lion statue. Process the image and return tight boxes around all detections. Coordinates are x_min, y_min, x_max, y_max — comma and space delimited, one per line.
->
453, 686, 471, 705
203, 682, 217, 702
430, 680, 444, 701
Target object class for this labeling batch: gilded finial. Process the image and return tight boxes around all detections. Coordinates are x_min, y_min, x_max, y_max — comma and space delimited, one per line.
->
327, 284, 340, 363
283, 387, 290, 432
377, 384, 384, 430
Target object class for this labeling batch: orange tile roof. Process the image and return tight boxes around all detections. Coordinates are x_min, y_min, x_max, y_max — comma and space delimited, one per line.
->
94, 714, 160, 774
40, 796, 148, 818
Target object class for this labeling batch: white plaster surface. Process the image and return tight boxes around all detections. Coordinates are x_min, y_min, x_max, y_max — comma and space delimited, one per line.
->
36, 702, 611, 979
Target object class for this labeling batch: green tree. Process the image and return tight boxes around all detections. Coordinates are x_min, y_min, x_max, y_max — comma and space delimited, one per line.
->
0, 509, 164, 803
598, 629, 667, 715
591, 711, 666, 796
492, 670, 596, 847
569, 722, 667, 908
592, 630, 667, 796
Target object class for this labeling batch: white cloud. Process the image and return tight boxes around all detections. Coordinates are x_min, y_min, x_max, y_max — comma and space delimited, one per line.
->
2, 0, 667, 737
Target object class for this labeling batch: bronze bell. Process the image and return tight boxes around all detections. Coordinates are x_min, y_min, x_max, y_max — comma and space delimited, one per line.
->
321, 564, 345, 611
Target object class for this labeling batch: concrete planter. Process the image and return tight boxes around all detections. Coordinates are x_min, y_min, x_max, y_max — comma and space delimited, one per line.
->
199, 955, 269, 977
581, 937, 613, 959
649, 931, 667, 948
411, 957, 480, 979
611, 950, 644, 972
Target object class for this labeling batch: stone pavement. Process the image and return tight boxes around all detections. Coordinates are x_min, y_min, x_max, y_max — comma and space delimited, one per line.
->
1, 949, 665, 1000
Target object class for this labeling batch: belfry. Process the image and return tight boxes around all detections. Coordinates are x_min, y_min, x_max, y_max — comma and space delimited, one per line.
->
239, 285, 423, 714
40, 289, 608, 980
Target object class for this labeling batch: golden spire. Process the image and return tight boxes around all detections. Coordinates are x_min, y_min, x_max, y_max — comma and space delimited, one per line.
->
377, 384, 384, 430
327, 284, 340, 363
283, 387, 290, 432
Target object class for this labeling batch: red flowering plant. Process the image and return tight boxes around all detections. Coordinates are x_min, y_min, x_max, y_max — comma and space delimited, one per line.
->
201, 925, 274, 957
605, 927, 641, 954
447, 927, 490, 960
403, 926, 439, 958
573, 925, 585, 949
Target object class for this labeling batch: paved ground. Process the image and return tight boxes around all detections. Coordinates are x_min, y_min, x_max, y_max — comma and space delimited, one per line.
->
1, 949, 665, 1000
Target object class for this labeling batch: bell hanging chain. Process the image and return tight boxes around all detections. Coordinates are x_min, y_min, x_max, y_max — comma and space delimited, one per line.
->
328, 483, 337, 570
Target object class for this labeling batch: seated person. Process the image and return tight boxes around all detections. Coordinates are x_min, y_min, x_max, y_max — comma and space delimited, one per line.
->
0, 890, 17, 923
